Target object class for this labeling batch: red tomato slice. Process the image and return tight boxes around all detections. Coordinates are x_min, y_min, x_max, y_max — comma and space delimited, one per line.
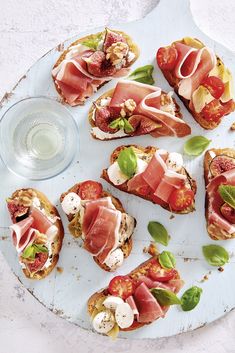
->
148, 264, 177, 282
156, 46, 178, 71
202, 76, 225, 99
27, 252, 48, 273
168, 187, 194, 211
108, 275, 134, 300
78, 180, 103, 200
202, 99, 234, 122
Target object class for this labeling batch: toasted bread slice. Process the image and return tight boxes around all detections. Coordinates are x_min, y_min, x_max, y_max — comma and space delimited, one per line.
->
87, 255, 183, 333
7, 188, 64, 280
101, 145, 197, 214
159, 38, 235, 129
60, 182, 136, 271
52, 29, 139, 106
204, 148, 235, 240
88, 88, 182, 141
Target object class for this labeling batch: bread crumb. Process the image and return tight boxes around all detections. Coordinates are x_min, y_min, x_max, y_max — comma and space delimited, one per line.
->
200, 271, 212, 283
218, 266, 224, 272
56, 267, 63, 273
230, 122, 235, 130
143, 242, 159, 256
169, 214, 175, 220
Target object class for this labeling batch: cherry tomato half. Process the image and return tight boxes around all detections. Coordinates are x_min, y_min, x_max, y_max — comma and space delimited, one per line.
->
78, 180, 103, 200
168, 187, 194, 211
201, 99, 234, 122
202, 76, 225, 99
108, 275, 134, 300
148, 264, 177, 282
156, 46, 178, 71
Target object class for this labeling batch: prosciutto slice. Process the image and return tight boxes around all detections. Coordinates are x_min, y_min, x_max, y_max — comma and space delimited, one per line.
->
174, 42, 216, 100
30, 207, 58, 238
154, 170, 186, 202
137, 275, 184, 293
142, 150, 168, 190
109, 81, 191, 137
10, 216, 35, 253
82, 197, 121, 261
82, 197, 115, 235
126, 295, 139, 320
207, 169, 235, 234
52, 45, 130, 106
134, 283, 164, 323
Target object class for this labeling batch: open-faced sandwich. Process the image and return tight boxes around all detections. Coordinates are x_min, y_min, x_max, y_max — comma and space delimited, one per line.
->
52, 28, 139, 106
6, 189, 64, 279
88, 80, 191, 140
60, 180, 136, 271
156, 37, 235, 129
102, 145, 196, 214
88, 254, 184, 337
204, 148, 235, 240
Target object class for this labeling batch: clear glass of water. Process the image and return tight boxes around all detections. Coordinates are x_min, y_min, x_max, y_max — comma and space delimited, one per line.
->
0, 97, 79, 180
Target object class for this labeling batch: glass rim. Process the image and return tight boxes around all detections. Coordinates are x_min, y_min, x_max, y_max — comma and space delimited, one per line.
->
0, 95, 79, 181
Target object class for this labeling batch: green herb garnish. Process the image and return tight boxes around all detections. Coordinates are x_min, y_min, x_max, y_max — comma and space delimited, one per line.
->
218, 185, 235, 209
159, 251, 176, 269
109, 117, 134, 133
202, 244, 229, 266
151, 288, 181, 306
117, 147, 137, 178
181, 286, 202, 311
184, 136, 211, 156
81, 32, 103, 50
147, 221, 169, 246
128, 65, 155, 85
22, 243, 48, 260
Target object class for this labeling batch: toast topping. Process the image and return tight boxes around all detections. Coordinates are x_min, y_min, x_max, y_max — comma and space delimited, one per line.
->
106, 42, 129, 66
61, 192, 81, 215
105, 146, 195, 213
156, 38, 235, 124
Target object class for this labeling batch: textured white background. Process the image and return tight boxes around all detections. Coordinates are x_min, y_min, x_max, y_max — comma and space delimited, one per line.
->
1, 0, 235, 352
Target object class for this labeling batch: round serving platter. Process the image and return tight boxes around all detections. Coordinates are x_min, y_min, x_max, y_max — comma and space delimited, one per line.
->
1, 0, 235, 339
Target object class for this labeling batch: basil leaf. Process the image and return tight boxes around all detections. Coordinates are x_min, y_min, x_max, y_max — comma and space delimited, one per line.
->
184, 136, 211, 156
128, 65, 155, 85
109, 118, 121, 129
22, 245, 36, 259
218, 185, 235, 209
159, 251, 176, 269
33, 244, 48, 253
181, 286, 202, 311
117, 147, 137, 178
147, 221, 169, 246
151, 288, 181, 306
202, 244, 229, 266
123, 118, 134, 133
81, 33, 103, 50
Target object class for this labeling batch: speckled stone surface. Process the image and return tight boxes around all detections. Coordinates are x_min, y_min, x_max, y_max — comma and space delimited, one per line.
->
1, 0, 235, 352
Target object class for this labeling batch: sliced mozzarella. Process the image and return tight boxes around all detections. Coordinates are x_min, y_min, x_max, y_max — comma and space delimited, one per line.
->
104, 248, 124, 271
103, 296, 124, 310
107, 158, 148, 186
136, 158, 148, 174
166, 152, 183, 172
127, 51, 135, 63
92, 311, 115, 334
100, 97, 111, 107
61, 192, 81, 215
107, 161, 129, 186
115, 303, 134, 329
46, 225, 58, 242
119, 213, 135, 244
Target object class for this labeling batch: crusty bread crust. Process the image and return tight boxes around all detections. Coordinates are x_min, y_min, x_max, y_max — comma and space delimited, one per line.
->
87, 255, 182, 332
10, 189, 64, 280
52, 29, 140, 106
60, 182, 135, 271
159, 39, 235, 129
88, 89, 183, 141
204, 148, 235, 240
101, 145, 197, 214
